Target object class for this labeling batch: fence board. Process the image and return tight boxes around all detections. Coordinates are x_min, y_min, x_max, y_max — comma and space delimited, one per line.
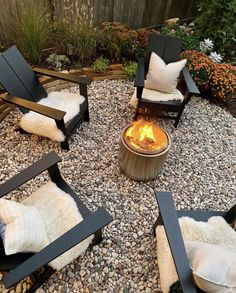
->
0, 0, 197, 45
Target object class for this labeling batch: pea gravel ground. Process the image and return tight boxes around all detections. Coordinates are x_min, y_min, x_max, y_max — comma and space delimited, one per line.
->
0, 80, 235, 293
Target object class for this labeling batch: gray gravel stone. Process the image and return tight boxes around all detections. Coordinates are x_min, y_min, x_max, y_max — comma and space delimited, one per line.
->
0, 80, 235, 292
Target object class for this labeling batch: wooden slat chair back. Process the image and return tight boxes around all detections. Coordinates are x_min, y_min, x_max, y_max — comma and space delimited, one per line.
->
134, 34, 200, 127
0, 46, 47, 113
146, 35, 182, 65
0, 151, 113, 292
0, 46, 92, 149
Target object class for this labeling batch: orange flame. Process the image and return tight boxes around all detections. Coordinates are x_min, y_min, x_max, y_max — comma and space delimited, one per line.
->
125, 120, 168, 152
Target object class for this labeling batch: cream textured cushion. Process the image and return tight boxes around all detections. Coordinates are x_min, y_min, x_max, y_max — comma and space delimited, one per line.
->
185, 241, 236, 293
20, 91, 85, 142
146, 52, 186, 93
129, 86, 183, 108
156, 216, 236, 293
0, 181, 93, 270
0, 199, 49, 255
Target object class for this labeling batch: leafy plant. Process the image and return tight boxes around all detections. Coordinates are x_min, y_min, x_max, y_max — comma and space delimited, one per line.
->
181, 50, 214, 91
210, 63, 236, 99
123, 61, 138, 80
5, 0, 52, 63
97, 22, 138, 59
160, 24, 201, 51
54, 21, 96, 61
195, 0, 236, 62
92, 57, 109, 73
46, 54, 70, 71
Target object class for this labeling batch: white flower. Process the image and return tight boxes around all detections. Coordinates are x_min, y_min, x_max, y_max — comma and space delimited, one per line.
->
200, 38, 214, 53
209, 51, 223, 63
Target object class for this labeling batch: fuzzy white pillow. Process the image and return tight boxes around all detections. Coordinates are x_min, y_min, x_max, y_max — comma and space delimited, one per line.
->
0, 181, 93, 270
146, 52, 186, 93
129, 87, 183, 108
20, 91, 85, 142
185, 241, 236, 293
23, 181, 93, 270
156, 216, 236, 293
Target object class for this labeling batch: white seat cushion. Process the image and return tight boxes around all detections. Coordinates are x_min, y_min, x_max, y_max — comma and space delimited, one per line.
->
20, 91, 85, 142
156, 216, 236, 293
145, 52, 187, 93
129, 87, 183, 109
0, 181, 93, 270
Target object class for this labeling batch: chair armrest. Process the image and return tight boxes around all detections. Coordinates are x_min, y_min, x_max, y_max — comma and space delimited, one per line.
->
33, 67, 93, 85
3, 207, 113, 288
182, 67, 200, 95
1, 94, 66, 121
156, 192, 197, 293
0, 152, 61, 198
134, 58, 145, 87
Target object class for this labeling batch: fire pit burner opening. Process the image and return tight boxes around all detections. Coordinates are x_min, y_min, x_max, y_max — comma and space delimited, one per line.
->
119, 120, 171, 181
124, 119, 168, 155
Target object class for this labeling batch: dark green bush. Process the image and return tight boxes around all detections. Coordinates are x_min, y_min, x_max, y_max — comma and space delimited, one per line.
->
5, 0, 52, 63
195, 0, 236, 61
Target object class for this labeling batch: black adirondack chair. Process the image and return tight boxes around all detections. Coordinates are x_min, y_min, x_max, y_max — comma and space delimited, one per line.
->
0, 46, 92, 150
134, 35, 200, 127
0, 151, 113, 293
153, 192, 236, 293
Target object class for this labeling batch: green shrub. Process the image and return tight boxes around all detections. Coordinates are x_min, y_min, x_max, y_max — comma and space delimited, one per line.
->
123, 61, 138, 80
195, 0, 236, 61
5, 0, 52, 63
160, 24, 201, 51
54, 21, 96, 61
46, 54, 70, 71
92, 57, 109, 73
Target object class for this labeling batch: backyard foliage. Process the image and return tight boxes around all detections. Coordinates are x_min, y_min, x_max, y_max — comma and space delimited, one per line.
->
160, 24, 201, 51
195, 0, 236, 63
123, 61, 138, 80
182, 50, 236, 99
92, 57, 109, 73
46, 53, 70, 71
4, 0, 52, 63
54, 21, 96, 61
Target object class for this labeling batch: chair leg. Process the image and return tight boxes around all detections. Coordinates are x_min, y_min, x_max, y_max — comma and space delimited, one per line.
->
174, 106, 185, 128
27, 267, 55, 293
84, 108, 90, 122
61, 139, 70, 150
92, 229, 103, 246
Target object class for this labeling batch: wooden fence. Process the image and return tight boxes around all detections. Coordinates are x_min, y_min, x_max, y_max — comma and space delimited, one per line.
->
0, 0, 196, 45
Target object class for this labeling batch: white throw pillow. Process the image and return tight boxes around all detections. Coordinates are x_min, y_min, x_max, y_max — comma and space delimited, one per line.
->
146, 52, 186, 93
0, 181, 93, 270
185, 241, 236, 293
0, 199, 49, 255
20, 91, 85, 142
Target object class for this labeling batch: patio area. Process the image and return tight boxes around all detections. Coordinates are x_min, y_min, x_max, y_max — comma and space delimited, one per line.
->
0, 79, 235, 293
